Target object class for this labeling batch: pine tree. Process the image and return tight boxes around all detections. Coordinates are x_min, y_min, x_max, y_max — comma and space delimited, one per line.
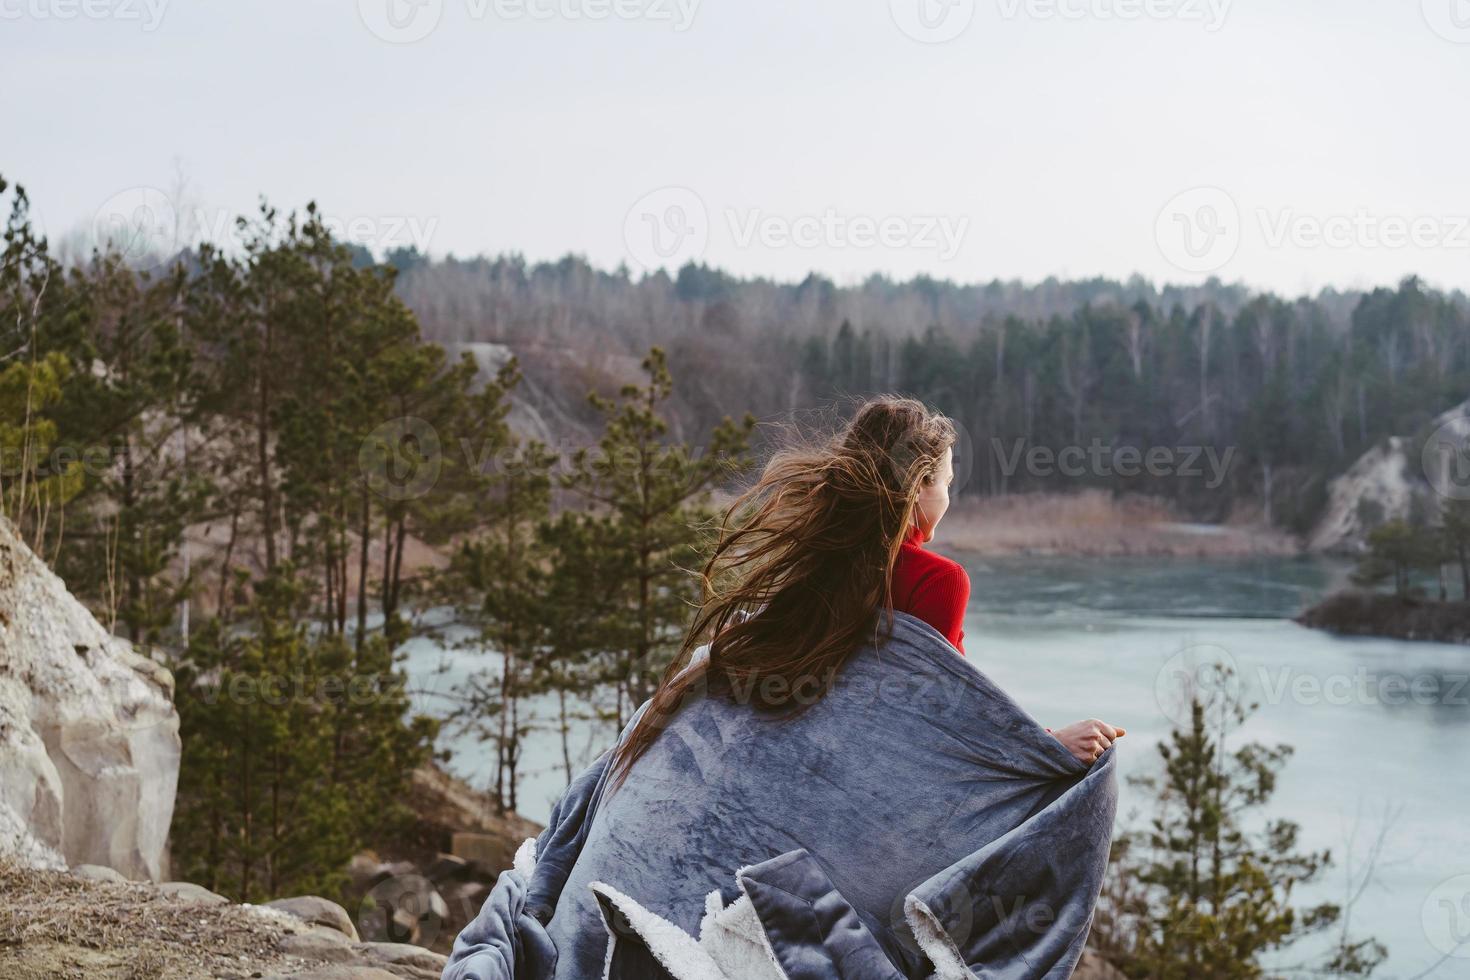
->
1352, 520, 1434, 597
171, 570, 435, 902
563, 347, 753, 725
536, 509, 624, 784
1439, 498, 1470, 600
0, 177, 86, 556
1096, 671, 1383, 978
49, 252, 207, 642
446, 431, 557, 814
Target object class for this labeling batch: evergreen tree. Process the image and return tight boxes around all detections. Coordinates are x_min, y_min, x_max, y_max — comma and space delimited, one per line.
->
1439, 498, 1470, 600
564, 347, 753, 724
0, 176, 85, 555
536, 509, 625, 783
445, 429, 557, 815
1352, 520, 1433, 597
51, 252, 206, 642
171, 572, 436, 902
1096, 673, 1383, 978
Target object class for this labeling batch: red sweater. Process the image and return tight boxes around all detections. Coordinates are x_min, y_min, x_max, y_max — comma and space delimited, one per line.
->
890, 524, 970, 654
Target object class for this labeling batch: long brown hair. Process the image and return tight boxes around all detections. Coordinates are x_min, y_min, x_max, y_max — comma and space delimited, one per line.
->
609, 395, 957, 785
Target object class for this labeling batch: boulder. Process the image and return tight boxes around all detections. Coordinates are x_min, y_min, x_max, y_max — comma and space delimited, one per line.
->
426, 851, 470, 883
450, 831, 508, 868
262, 967, 402, 980
71, 862, 127, 883
358, 872, 450, 947
0, 517, 181, 881
276, 928, 358, 963
266, 895, 361, 941
355, 940, 449, 979
156, 880, 229, 905
347, 851, 388, 885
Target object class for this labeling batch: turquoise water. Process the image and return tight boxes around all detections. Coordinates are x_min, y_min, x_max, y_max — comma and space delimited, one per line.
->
961, 554, 1470, 979
407, 554, 1470, 978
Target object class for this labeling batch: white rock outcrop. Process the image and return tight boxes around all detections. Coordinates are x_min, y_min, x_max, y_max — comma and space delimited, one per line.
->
0, 517, 180, 880
1308, 436, 1419, 553
1309, 397, 1470, 553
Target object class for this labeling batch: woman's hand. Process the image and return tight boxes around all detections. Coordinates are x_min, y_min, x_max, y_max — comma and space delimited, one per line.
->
1049, 719, 1125, 765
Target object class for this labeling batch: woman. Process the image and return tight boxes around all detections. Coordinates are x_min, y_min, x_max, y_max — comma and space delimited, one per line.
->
887, 400, 1124, 762
446, 396, 1123, 980
614, 395, 1123, 778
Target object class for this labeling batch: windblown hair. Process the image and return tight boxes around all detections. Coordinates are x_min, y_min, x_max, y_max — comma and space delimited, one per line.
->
609, 395, 958, 785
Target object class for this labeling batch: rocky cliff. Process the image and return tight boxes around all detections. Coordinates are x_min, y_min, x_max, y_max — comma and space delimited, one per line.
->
0, 518, 180, 880
1307, 435, 1421, 553
1308, 397, 1470, 554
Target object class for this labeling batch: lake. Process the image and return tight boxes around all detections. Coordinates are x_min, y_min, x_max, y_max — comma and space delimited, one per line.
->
405, 554, 1470, 978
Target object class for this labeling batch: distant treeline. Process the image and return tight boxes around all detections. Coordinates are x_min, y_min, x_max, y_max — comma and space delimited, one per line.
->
388, 249, 1470, 532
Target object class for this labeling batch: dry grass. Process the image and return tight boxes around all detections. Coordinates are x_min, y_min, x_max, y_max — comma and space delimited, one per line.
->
0, 861, 288, 980
936, 491, 1300, 557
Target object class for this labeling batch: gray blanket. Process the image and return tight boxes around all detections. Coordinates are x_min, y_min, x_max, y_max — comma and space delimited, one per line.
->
444, 612, 1117, 980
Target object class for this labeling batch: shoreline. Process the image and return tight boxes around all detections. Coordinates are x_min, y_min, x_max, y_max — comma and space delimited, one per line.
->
1296, 590, 1470, 645
931, 491, 1301, 559
171, 492, 1304, 619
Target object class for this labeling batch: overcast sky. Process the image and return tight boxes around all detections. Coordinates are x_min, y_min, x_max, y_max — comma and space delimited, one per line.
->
4, 0, 1468, 296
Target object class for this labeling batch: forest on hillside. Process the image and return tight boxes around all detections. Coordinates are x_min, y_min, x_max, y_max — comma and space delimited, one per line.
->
388, 249, 1470, 532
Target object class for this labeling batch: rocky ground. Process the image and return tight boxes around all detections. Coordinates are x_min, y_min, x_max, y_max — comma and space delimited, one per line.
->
0, 860, 1128, 979
353, 764, 542, 955
0, 861, 446, 979
0, 758, 542, 978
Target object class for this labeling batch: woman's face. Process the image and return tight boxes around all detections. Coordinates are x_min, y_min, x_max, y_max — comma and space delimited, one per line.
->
914, 446, 954, 541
